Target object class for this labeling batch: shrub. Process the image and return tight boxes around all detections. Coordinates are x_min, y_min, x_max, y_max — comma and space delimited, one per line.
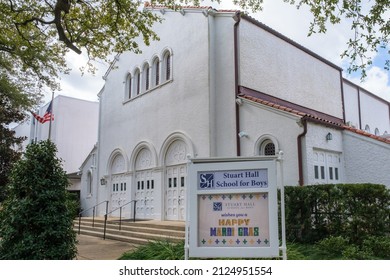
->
0, 140, 77, 260
317, 236, 350, 259
284, 184, 390, 244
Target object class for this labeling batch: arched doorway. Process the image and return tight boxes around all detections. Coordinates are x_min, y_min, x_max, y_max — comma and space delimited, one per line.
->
134, 148, 155, 220
164, 140, 187, 221
109, 152, 128, 215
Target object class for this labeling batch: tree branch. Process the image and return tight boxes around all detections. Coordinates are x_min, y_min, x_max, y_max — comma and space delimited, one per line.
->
54, 0, 82, 54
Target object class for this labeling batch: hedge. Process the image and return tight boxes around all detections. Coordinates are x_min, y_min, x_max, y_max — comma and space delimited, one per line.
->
284, 184, 390, 244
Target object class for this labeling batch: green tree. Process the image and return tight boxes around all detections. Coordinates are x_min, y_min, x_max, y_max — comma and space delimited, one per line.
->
1, 1, 388, 89
0, 74, 37, 202
0, 140, 77, 260
279, 0, 390, 78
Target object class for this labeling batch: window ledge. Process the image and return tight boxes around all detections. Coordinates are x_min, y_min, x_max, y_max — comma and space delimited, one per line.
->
123, 79, 173, 105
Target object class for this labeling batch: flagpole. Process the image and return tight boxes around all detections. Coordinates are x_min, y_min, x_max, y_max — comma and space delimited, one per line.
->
48, 92, 54, 140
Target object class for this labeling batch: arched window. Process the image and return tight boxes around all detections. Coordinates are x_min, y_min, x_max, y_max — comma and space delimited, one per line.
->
165, 53, 171, 81
365, 125, 370, 133
260, 139, 276, 156
152, 57, 160, 87
142, 63, 150, 92
162, 51, 172, 82
374, 128, 380, 136
134, 68, 141, 96
126, 73, 132, 99
261, 140, 276, 156
255, 135, 279, 156
87, 172, 92, 195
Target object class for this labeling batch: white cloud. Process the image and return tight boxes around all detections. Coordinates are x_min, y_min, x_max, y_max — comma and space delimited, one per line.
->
347, 66, 390, 102
46, 51, 106, 103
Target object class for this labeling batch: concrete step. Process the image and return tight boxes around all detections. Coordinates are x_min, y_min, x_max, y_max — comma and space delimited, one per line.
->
77, 217, 185, 231
74, 217, 185, 244
76, 228, 150, 245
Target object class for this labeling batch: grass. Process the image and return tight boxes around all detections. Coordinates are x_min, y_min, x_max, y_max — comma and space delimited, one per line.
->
119, 240, 185, 260
119, 240, 329, 260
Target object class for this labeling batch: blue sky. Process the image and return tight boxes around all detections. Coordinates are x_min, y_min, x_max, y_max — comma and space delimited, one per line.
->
52, 0, 390, 103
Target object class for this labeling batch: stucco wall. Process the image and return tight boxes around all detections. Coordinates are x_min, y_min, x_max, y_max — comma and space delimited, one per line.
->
97, 11, 217, 218
343, 131, 390, 187
239, 19, 343, 119
303, 123, 344, 185
80, 148, 98, 216
99, 11, 211, 167
238, 99, 303, 186
360, 89, 390, 135
31, 96, 99, 174
213, 14, 237, 157
343, 80, 390, 135
343, 81, 360, 128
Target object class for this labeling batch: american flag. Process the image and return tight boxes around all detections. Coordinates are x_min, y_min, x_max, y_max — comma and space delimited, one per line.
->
32, 101, 54, 124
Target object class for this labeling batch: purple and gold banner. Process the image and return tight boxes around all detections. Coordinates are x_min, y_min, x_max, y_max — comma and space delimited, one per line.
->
198, 193, 270, 247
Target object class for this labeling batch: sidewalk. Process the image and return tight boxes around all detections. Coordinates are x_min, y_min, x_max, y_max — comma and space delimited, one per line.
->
75, 234, 137, 260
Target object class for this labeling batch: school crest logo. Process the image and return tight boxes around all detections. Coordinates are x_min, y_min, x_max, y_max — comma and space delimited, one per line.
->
199, 173, 214, 189
213, 202, 222, 211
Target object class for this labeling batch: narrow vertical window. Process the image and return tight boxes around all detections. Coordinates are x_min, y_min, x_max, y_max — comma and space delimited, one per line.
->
127, 74, 132, 99
143, 63, 149, 92
134, 69, 140, 95
329, 167, 333, 180
165, 53, 171, 81
162, 51, 172, 83
335, 168, 339, 180
155, 60, 160, 85
146, 68, 150, 90
152, 57, 160, 87
87, 173, 92, 195
314, 166, 319, 179
320, 166, 325, 180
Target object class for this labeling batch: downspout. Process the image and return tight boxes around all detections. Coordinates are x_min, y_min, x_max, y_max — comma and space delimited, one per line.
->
339, 71, 346, 123
297, 117, 308, 186
357, 86, 362, 130
234, 11, 241, 156
96, 86, 104, 211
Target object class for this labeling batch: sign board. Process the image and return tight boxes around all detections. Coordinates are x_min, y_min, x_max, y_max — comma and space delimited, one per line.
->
187, 158, 279, 258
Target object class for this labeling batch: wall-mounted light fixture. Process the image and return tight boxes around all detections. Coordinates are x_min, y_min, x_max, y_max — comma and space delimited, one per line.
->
238, 131, 249, 138
100, 177, 107, 185
326, 132, 333, 141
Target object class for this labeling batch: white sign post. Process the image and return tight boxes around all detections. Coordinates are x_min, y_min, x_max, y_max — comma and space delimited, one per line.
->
186, 157, 281, 259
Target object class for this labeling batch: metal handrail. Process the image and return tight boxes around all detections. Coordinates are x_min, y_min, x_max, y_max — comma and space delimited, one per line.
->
103, 200, 137, 240
78, 200, 109, 234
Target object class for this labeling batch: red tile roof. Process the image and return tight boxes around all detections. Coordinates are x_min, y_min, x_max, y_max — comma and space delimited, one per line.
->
239, 93, 390, 145
342, 126, 390, 144
238, 86, 344, 126
144, 2, 238, 13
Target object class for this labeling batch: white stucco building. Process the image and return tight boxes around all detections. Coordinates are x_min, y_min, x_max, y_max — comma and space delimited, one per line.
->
15, 95, 99, 194
80, 5, 390, 221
